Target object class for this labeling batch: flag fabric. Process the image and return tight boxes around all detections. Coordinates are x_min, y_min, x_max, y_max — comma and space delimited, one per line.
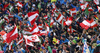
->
69, 8, 77, 16
93, 0, 99, 5
50, 17, 54, 26
63, 17, 73, 26
38, 24, 43, 30
67, 26, 76, 34
80, 19, 97, 30
80, 20, 90, 30
40, 23, 49, 36
90, 19, 98, 28
17, 1, 23, 8
79, 0, 84, 3
6, 25, 18, 43
0, 31, 7, 42
83, 39, 90, 53
24, 35, 40, 46
88, 7, 93, 11
45, 23, 49, 34
17, 33, 23, 45
4, 16, 9, 23
29, 23, 39, 35
4, 4, 9, 9
94, 15, 98, 20
56, 13, 64, 24
52, 3, 56, 9
27, 10, 39, 25
44, 15, 48, 20
9, 41, 13, 50
80, 2, 89, 11
97, 6, 100, 13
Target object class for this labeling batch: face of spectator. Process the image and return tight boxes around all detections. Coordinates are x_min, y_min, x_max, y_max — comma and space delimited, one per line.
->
63, 45, 67, 50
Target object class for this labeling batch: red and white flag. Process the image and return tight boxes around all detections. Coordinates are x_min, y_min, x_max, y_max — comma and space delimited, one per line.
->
17, 33, 23, 45
69, 8, 77, 16
67, 26, 76, 34
9, 41, 13, 50
97, 6, 100, 13
90, 19, 98, 28
38, 24, 43, 30
0, 31, 7, 42
50, 17, 54, 26
88, 7, 93, 11
80, 20, 91, 30
44, 15, 48, 20
24, 35, 40, 46
52, 3, 56, 9
63, 17, 73, 26
6, 25, 18, 43
93, 0, 99, 5
27, 10, 39, 25
4, 16, 9, 23
40, 23, 49, 36
17, 1, 23, 8
80, 2, 89, 11
79, 0, 84, 3
29, 23, 39, 35
56, 14, 64, 24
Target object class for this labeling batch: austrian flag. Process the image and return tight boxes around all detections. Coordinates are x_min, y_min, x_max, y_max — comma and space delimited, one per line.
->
6, 25, 18, 43
27, 10, 39, 25
44, 15, 48, 20
69, 8, 77, 16
56, 14, 64, 24
24, 35, 40, 46
93, 0, 99, 5
97, 6, 100, 13
80, 2, 89, 11
50, 17, 54, 26
17, 1, 23, 8
63, 17, 73, 26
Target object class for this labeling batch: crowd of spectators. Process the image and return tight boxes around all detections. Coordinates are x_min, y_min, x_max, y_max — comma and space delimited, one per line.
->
0, 0, 100, 53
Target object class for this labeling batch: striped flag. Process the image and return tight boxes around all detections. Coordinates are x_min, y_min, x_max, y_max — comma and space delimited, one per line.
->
40, 23, 49, 36
63, 17, 73, 26
97, 6, 100, 13
94, 15, 98, 20
38, 24, 43, 30
9, 41, 13, 50
69, 8, 77, 16
17, 33, 23, 45
79, 0, 84, 3
6, 25, 18, 43
27, 10, 39, 25
50, 17, 54, 26
80, 20, 90, 30
29, 23, 40, 35
0, 31, 7, 43
90, 19, 98, 28
93, 0, 99, 5
44, 15, 48, 20
88, 7, 93, 11
17, 1, 23, 8
80, 2, 89, 11
24, 35, 40, 46
56, 14, 64, 24
67, 26, 76, 34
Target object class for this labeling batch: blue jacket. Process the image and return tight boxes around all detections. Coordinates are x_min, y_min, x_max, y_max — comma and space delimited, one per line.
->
71, 4, 80, 11
60, 38, 69, 44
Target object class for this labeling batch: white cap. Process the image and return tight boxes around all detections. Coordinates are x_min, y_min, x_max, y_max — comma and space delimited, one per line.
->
32, 4, 35, 7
